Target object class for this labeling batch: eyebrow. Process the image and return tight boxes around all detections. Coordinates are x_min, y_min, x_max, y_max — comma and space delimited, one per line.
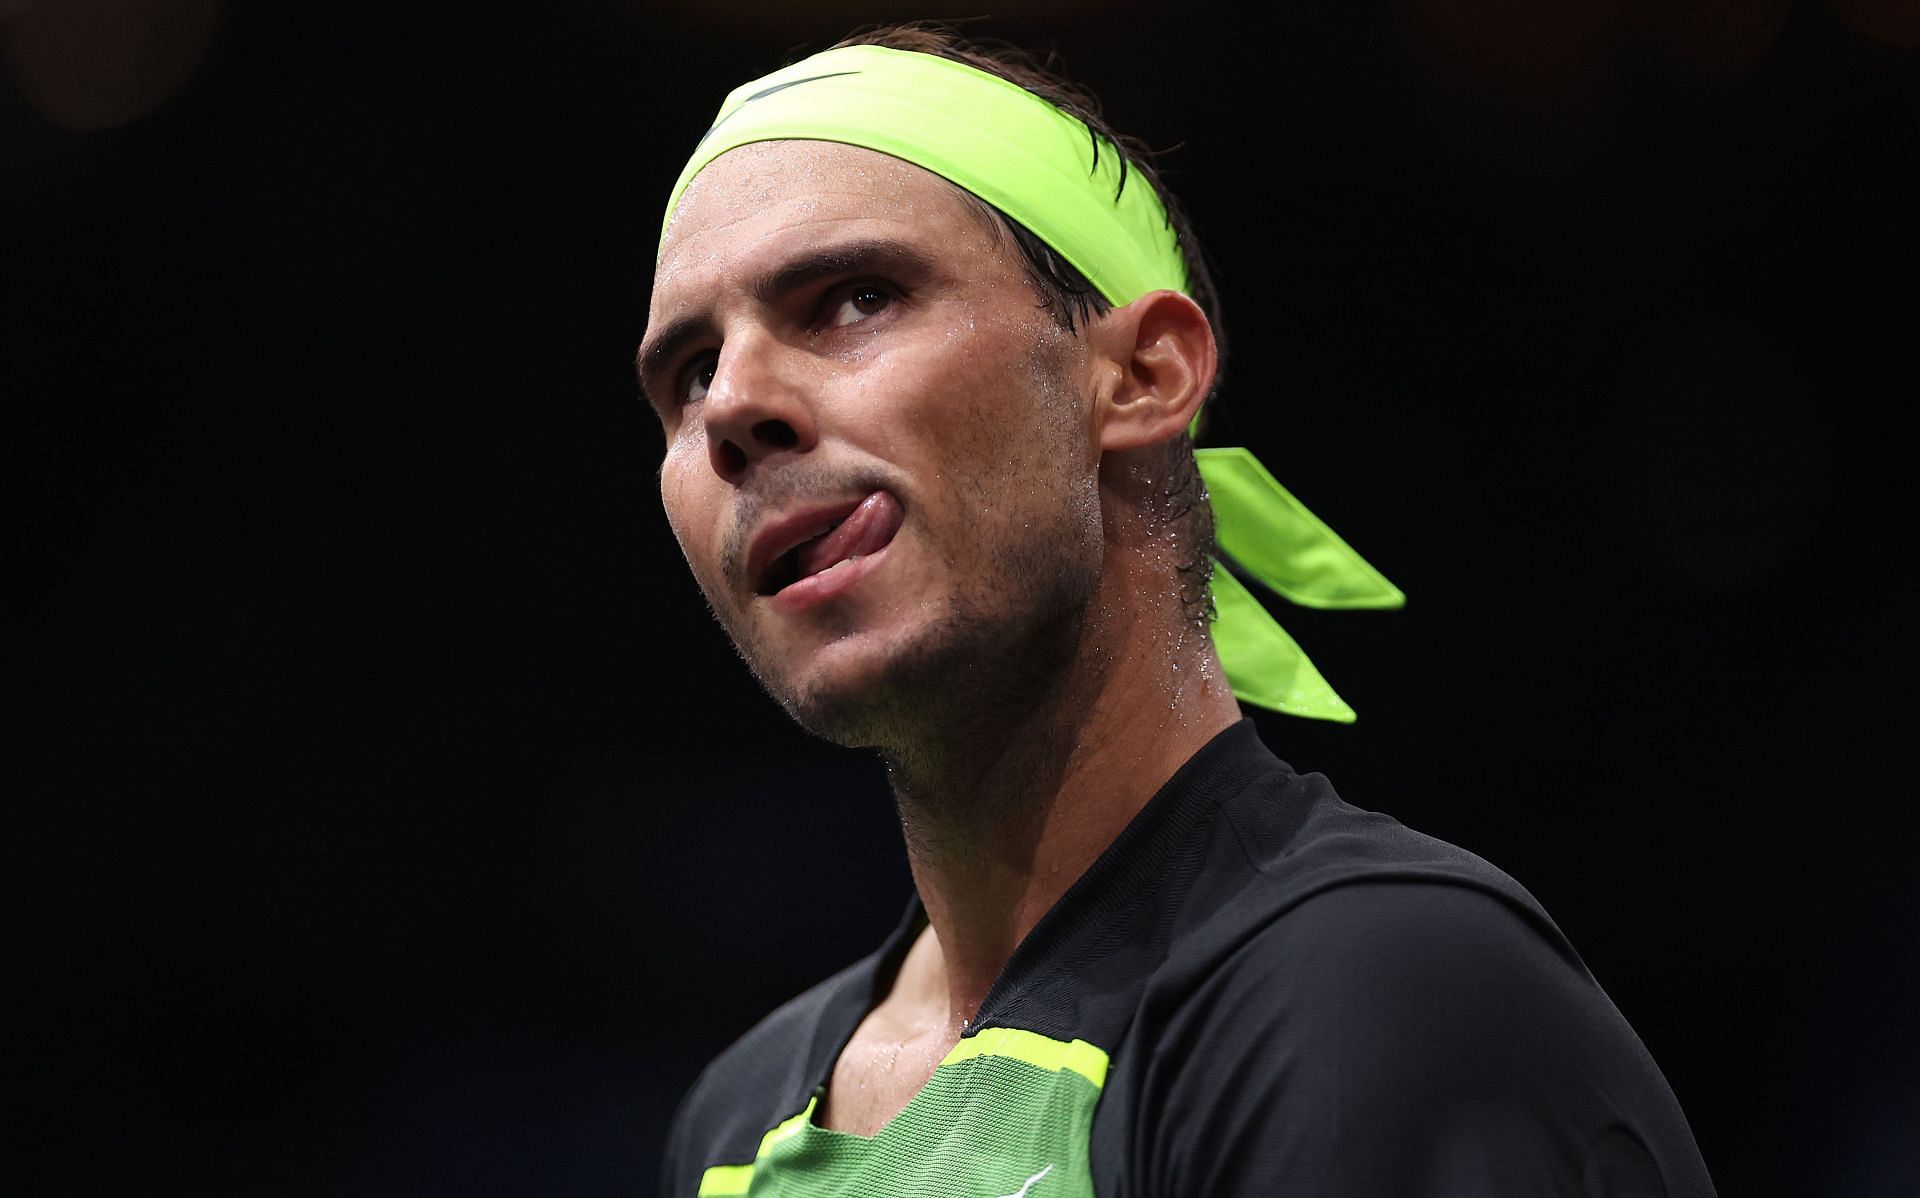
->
636, 236, 940, 403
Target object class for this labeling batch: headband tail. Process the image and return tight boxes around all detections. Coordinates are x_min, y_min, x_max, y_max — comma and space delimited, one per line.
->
1209, 565, 1357, 722
1196, 447, 1406, 610
1196, 446, 1405, 721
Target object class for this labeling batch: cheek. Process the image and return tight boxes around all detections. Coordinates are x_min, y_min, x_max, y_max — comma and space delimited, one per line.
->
658, 450, 715, 565
860, 314, 1072, 444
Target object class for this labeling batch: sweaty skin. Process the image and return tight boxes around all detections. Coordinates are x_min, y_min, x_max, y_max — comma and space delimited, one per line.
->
643, 139, 1239, 1135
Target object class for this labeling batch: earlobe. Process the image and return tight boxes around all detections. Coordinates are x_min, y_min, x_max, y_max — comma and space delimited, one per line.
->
1093, 290, 1217, 454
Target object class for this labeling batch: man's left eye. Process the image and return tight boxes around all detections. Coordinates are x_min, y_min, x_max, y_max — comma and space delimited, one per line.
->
826, 284, 892, 328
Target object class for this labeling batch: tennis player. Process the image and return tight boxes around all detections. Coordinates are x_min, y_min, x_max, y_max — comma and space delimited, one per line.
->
642, 24, 1716, 1197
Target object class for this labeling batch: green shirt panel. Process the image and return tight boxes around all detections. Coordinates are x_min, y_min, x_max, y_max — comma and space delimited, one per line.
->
700, 1032, 1105, 1198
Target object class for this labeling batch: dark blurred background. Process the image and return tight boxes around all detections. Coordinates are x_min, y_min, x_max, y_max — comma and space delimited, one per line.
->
5, 0, 1915, 1193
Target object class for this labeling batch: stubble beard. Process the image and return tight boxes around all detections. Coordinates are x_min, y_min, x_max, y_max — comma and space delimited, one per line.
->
734, 491, 1103, 768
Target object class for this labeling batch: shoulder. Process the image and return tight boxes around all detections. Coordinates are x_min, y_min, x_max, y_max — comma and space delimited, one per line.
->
1156, 877, 1606, 1083
1216, 758, 1595, 980
1147, 741, 1613, 1086
1120, 878, 1715, 1195
1222, 879, 1619, 1088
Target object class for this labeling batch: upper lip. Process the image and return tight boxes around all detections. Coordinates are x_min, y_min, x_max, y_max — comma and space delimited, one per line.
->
743, 494, 873, 596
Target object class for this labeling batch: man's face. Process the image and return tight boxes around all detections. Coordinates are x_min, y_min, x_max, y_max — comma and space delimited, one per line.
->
641, 140, 1109, 743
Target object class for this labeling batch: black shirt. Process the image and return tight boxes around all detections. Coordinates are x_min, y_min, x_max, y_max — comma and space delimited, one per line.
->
659, 719, 1717, 1196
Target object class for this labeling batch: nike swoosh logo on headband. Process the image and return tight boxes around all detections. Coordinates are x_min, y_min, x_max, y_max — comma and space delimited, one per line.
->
697, 71, 862, 145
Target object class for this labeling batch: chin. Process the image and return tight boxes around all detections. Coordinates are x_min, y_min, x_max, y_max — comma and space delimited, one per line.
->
761, 598, 1086, 754
759, 624, 953, 750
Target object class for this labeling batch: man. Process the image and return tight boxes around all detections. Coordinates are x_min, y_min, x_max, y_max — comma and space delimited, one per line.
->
643, 25, 1715, 1198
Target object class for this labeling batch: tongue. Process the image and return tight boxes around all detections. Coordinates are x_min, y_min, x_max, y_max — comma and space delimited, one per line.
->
795, 491, 903, 581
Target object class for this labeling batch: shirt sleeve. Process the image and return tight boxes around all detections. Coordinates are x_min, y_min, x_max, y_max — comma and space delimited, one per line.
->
656, 1084, 693, 1198
1138, 880, 1714, 1197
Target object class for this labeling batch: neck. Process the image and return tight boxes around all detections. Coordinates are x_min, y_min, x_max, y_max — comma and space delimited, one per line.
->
880, 566, 1241, 1032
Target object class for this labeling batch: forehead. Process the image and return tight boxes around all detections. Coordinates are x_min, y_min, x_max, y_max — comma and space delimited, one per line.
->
651, 140, 1004, 309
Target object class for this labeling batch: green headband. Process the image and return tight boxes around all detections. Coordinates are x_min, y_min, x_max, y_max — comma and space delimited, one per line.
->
659, 44, 1404, 722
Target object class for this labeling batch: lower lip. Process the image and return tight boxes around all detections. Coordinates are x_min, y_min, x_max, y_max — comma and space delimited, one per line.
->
767, 541, 894, 616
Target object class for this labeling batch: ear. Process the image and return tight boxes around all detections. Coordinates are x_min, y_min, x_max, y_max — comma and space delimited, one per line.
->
1087, 289, 1217, 454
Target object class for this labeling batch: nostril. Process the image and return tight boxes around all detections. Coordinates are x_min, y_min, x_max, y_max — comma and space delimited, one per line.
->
753, 419, 798, 449
716, 440, 747, 475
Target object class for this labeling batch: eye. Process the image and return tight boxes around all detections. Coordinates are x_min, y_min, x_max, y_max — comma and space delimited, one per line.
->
826, 282, 893, 329
679, 353, 717, 407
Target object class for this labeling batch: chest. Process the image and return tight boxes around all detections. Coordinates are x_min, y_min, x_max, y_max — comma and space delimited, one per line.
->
738, 1026, 1110, 1198
816, 1014, 955, 1136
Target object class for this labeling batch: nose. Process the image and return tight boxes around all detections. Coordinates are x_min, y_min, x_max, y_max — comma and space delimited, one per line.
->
701, 330, 818, 483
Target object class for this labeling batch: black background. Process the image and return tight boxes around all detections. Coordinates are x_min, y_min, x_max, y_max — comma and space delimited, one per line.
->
6, 1, 1916, 1194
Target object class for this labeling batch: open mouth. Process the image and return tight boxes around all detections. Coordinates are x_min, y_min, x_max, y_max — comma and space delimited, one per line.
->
755, 491, 904, 597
